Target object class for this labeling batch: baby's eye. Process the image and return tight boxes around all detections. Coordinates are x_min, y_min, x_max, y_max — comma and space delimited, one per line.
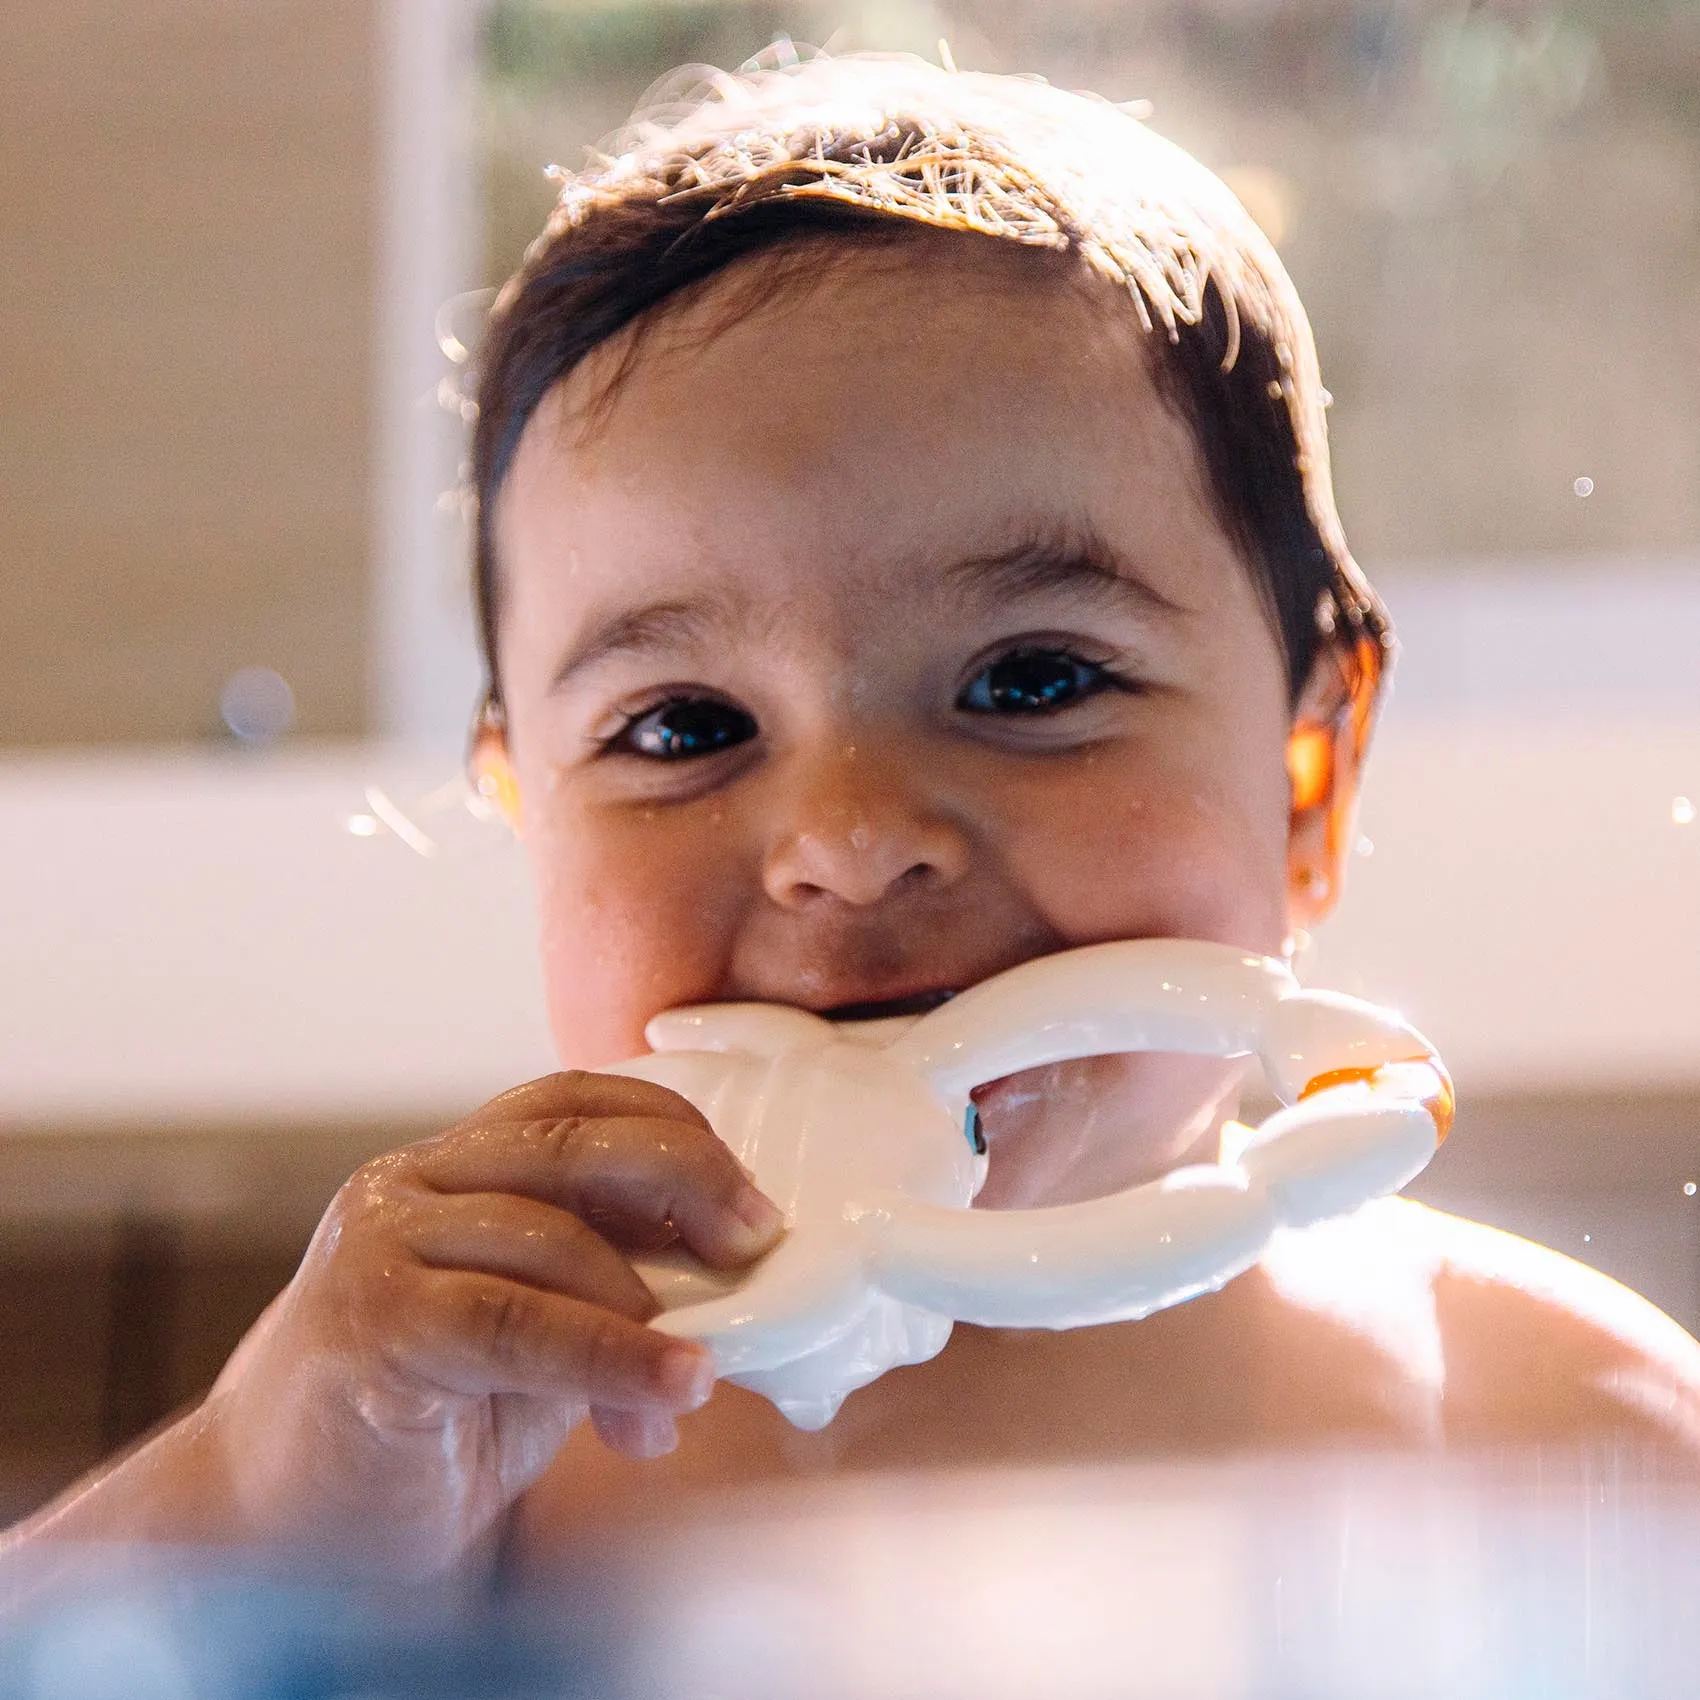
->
957, 648, 1124, 715
614, 697, 758, 760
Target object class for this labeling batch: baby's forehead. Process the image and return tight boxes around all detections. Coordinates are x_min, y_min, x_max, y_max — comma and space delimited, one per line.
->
505, 259, 1202, 583
546, 229, 1155, 436
496, 306, 1246, 694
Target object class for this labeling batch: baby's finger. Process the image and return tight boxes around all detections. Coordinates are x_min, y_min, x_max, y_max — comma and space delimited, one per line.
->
413, 1115, 784, 1271
467, 1070, 715, 1136
590, 1403, 680, 1459
404, 1192, 661, 1321
394, 1268, 715, 1412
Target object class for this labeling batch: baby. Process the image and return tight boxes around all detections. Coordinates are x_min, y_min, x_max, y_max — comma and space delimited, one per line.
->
11, 54, 1700, 1584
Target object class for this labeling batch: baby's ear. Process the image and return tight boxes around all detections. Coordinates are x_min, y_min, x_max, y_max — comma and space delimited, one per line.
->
1285, 638, 1379, 927
468, 701, 523, 833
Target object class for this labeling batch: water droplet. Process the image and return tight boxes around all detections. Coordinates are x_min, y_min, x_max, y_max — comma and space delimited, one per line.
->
1355, 836, 1375, 858
1673, 796, 1695, 826
1685, 1181, 1697, 1197
1583, 1233, 1592, 1243
361, 786, 437, 858
1573, 475, 1594, 498
345, 814, 379, 837
219, 667, 295, 745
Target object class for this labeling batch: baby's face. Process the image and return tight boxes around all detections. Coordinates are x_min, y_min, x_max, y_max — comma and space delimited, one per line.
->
492, 237, 1309, 1206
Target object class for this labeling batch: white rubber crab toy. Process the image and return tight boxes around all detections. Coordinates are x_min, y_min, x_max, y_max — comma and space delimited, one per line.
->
610, 938, 1452, 1428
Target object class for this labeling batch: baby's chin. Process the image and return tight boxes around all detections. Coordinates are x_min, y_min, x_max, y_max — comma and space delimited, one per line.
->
970, 1050, 1244, 1210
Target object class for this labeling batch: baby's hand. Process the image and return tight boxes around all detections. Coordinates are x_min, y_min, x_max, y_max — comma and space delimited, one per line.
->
203, 1071, 782, 1574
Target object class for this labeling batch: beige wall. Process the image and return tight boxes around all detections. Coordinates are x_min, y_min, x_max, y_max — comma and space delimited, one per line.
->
0, 0, 377, 747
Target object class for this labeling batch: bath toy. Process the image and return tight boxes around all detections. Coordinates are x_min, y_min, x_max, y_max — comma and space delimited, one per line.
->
611, 939, 1452, 1428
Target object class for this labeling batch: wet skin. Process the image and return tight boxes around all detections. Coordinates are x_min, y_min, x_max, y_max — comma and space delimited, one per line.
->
489, 239, 1700, 1557
21, 238, 1691, 1592
474, 233, 1426, 1542
490, 233, 1341, 1214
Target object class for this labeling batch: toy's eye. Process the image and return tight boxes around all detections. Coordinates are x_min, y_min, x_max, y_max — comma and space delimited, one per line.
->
957, 648, 1124, 715
964, 1101, 987, 1155
616, 698, 758, 760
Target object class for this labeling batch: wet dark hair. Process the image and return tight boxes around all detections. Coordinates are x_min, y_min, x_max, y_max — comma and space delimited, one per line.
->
471, 56, 1390, 727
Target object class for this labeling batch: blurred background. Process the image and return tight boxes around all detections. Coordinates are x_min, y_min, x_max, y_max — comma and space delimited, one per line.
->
1, 0, 1697, 1522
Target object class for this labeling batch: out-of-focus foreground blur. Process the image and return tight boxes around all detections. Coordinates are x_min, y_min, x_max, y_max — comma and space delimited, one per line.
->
6, 1457, 1700, 1698
1, 0, 1697, 1524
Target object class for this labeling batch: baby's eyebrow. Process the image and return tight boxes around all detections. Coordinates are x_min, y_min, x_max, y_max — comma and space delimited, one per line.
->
547, 526, 1181, 694
937, 526, 1187, 623
547, 598, 731, 694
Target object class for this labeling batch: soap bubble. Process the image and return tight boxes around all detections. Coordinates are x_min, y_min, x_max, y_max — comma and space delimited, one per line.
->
1685, 1182, 1697, 1197
1673, 796, 1695, 826
219, 666, 295, 745
345, 813, 379, 837
1572, 475, 1594, 498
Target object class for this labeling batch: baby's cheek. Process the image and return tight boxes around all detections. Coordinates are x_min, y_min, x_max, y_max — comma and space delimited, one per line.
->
1008, 771, 1289, 955
527, 813, 740, 1069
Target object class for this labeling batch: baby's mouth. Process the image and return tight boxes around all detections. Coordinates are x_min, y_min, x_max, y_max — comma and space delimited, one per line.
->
820, 987, 958, 1023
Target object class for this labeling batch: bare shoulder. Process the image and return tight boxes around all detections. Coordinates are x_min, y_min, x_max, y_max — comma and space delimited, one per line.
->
1419, 1200, 1700, 1448
1262, 1197, 1700, 1453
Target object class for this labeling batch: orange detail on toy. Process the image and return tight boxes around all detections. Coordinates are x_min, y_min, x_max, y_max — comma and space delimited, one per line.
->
1299, 1056, 1454, 1144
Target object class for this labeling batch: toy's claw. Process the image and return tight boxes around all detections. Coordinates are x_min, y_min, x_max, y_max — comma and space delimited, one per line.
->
866, 1165, 1277, 1329
889, 939, 1293, 1102
865, 1077, 1439, 1328
1299, 1057, 1453, 1145
1229, 1089, 1439, 1231
1258, 987, 1442, 1112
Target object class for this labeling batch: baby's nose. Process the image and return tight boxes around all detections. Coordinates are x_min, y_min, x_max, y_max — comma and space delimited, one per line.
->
760, 742, 971, 910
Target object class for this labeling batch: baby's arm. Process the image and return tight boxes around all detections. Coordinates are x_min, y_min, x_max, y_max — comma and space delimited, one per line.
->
0, 1072, 783, 1586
